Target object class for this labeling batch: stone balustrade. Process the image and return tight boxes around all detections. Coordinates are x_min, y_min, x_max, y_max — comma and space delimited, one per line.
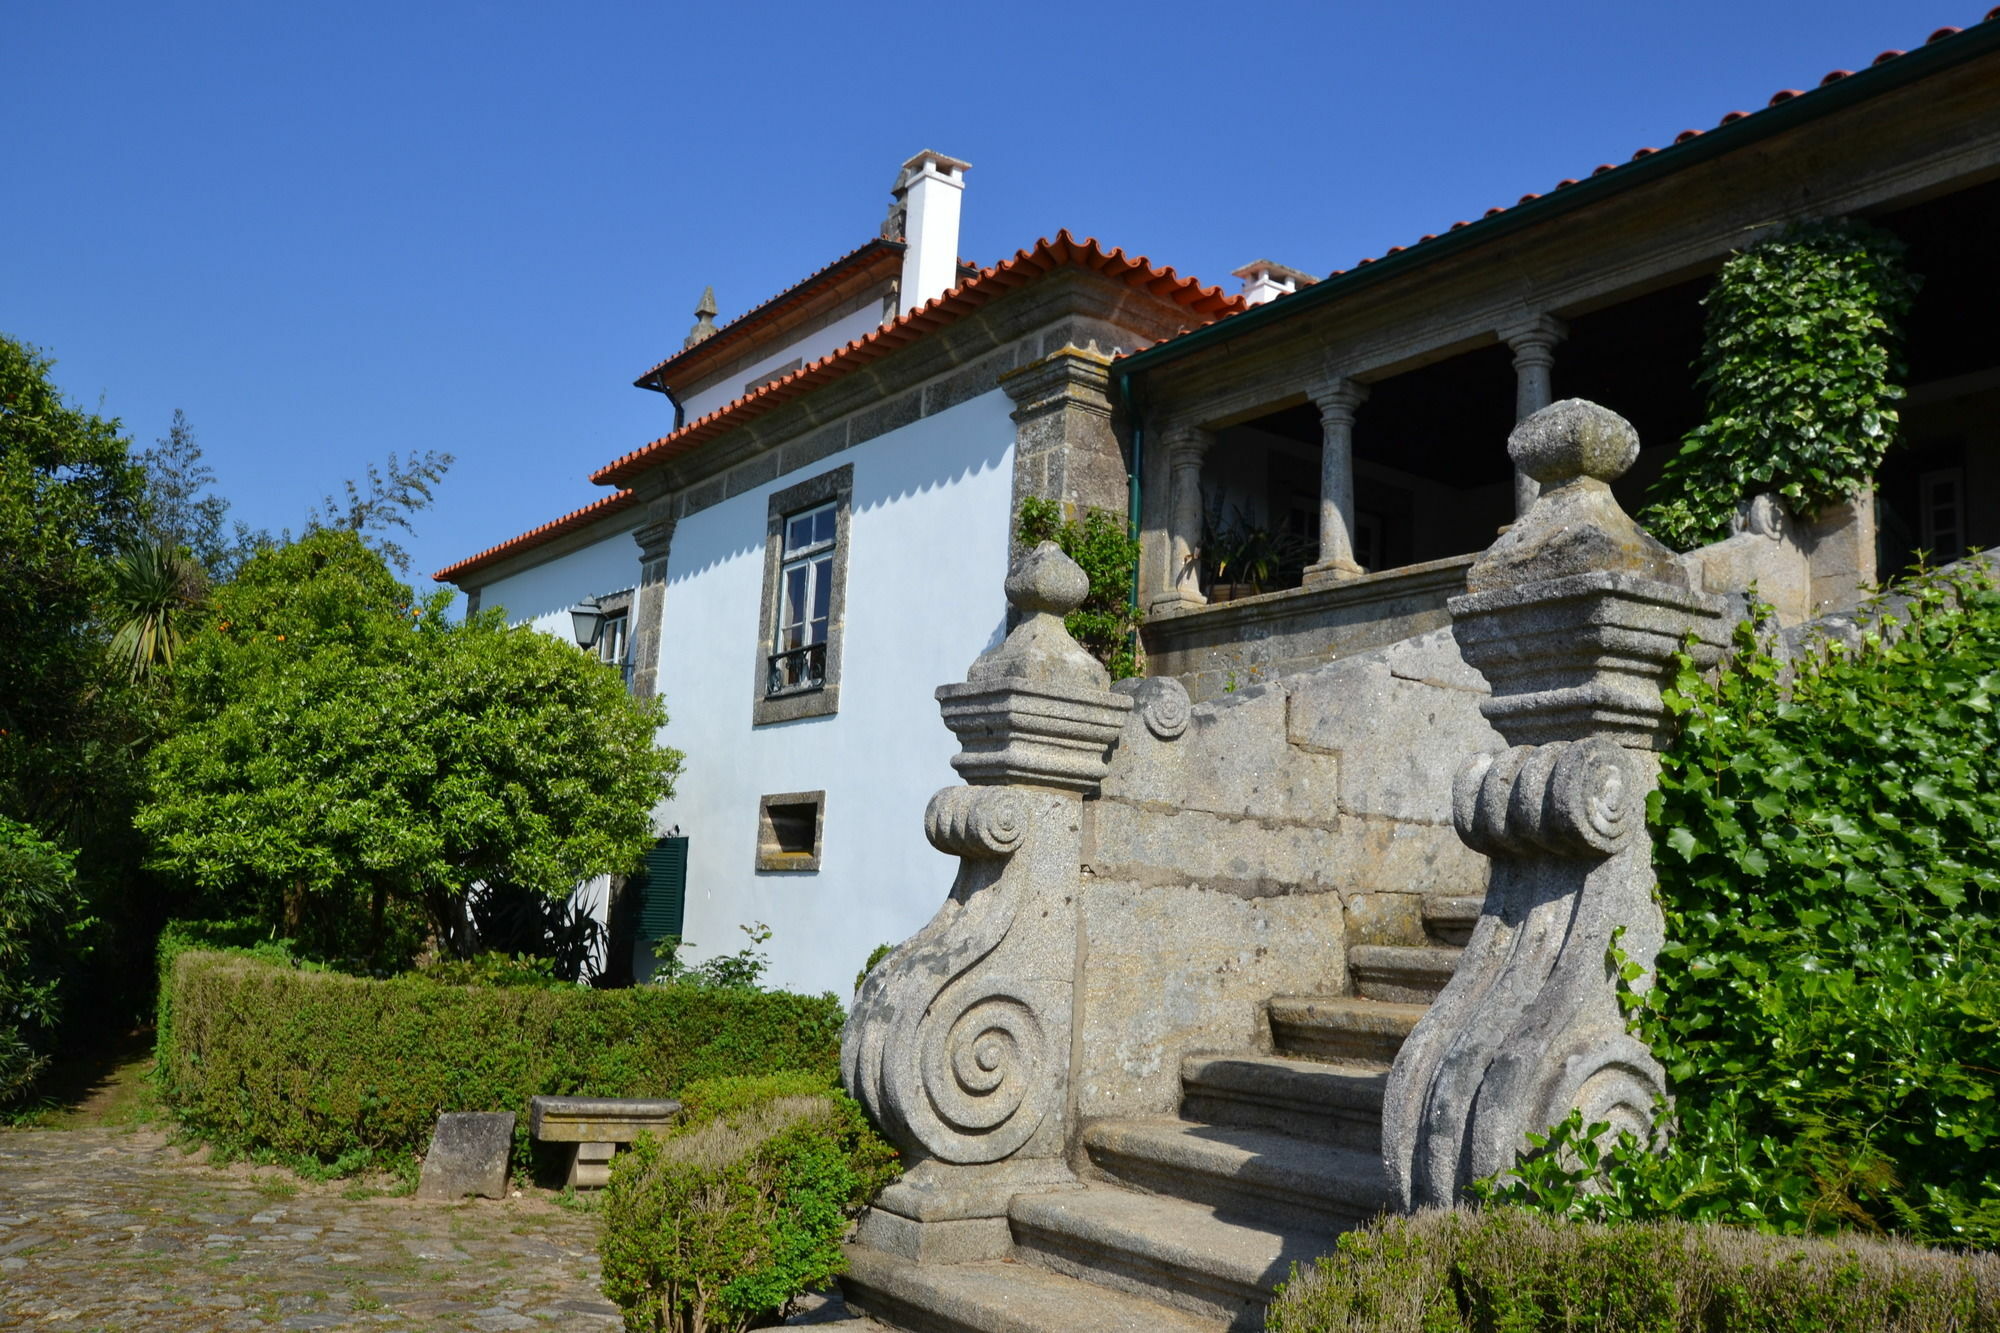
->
841, 542, 1132, 1264
1381, 398, 1730, 1208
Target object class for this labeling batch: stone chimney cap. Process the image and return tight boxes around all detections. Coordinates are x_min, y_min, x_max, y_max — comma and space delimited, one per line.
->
1231, 259, 1319, 286
894, 150, 972, 194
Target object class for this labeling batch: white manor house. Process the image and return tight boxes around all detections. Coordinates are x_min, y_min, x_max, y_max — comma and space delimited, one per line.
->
439, 20, 2000, 997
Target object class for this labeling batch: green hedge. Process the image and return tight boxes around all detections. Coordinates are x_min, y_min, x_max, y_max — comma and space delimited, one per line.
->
157, 943, 842, 1164
154, 918, 319, 1089
599, 1072, 899, 1332
1269, 1208, 2000, 1332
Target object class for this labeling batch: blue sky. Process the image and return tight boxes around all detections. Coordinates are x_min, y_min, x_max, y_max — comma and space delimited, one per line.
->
6, 0, 1979, 597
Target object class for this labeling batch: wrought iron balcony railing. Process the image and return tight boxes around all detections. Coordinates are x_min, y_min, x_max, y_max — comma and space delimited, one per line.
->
766, 642, 827, 697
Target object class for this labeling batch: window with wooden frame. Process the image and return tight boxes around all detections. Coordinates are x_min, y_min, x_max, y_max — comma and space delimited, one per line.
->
752, 465, 852, 725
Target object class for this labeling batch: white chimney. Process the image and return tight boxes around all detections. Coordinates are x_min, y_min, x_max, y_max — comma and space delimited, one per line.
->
1232, 259, 1318, 306
893, 150, 970, 316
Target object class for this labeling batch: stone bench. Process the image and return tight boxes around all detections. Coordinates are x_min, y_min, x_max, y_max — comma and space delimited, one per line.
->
528, 1095, 681, 1188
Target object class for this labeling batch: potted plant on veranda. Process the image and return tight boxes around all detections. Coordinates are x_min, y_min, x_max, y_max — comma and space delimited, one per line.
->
1200, 505, 1314, 601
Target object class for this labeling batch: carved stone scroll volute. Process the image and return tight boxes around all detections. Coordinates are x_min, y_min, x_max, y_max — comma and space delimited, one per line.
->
841, 542, 1131, 1263
1382, 399, 1730, 1209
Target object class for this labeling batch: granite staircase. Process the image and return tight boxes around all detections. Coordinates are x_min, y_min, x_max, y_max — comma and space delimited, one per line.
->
841, 892, 1476, 1332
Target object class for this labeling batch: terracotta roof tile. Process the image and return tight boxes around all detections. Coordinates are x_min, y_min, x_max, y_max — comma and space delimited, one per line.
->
588, 231, 1243, 488
434, 489, 638, 583
632, 239, 906, 392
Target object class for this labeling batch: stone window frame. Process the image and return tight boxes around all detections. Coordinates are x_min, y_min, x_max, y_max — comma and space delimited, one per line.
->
752, 464, 853, 726
755, 790, 826, 873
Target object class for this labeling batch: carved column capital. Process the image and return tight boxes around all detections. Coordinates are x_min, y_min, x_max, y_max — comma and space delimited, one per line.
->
633, 499, 679, 564
1160, 422, 1211, 469
1306, 376, 1369, 423
1501, 313, 1569, 362
999, 344, 1115, 423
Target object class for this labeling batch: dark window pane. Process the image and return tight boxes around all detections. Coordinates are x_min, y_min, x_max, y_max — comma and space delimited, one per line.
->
812, 556, 832, 619
787, 514, 813, 553
784, 565, 808, 625
814, 508, 836, 545
810, 616, 828, 646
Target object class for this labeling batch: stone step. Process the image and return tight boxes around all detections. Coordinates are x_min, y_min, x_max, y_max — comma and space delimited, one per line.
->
1348, 944, 1462, 1003
1082, 1116, 1392, 1234
1422, 894, 1483, 947
1178, 1054, 1389, 1151
1267, 994, 1428, 1065
1009, 1186, 1336, 1331
841, 1242, 1226, 1333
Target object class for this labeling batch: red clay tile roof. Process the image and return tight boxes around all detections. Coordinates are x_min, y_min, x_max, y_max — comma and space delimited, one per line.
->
633, 239, 906, 393
438, 232, 1239, 582
1122, 10, 2000, 365
590, 231, 1244, 487
434, 489, 638, 584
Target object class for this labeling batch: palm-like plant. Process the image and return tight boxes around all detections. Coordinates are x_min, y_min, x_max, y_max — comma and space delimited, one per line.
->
106, 538, 207, 679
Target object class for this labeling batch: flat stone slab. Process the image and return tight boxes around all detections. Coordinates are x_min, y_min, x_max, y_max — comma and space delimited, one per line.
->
529, 1095, 680, 1143
416, 1111, 515, 1201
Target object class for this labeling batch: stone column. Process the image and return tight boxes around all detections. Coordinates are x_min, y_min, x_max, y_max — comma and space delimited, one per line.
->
1302, 378, 1368, 588
626, 497, 677, 701
1381, 398, 1729, 1210
1503, 316, 1568, 518
999, 345, 1124, 545
842, 543, 1132, 1263
1149, 424, 1211, 615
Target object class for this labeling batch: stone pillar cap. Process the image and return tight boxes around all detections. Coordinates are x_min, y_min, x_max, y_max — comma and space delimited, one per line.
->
1509, 399, 1639, 486
1004, 542, 1089, 617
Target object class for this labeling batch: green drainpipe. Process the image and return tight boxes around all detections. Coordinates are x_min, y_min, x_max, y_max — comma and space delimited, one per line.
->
1119, 370, 1144, 674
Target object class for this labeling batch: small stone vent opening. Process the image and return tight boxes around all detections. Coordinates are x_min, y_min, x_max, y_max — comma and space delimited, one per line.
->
756, 792, 825, 872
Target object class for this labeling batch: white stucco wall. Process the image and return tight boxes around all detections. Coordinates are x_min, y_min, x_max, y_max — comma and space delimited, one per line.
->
652, 388, 1016, 996
678, 300, 890, 424
474, 519, 644, 639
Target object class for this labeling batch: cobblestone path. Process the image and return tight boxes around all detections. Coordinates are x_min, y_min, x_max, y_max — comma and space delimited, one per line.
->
0, 1128, 622, 1331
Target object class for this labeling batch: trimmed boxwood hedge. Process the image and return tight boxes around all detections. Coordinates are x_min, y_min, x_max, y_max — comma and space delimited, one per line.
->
156, 934, 843, 1165
1269, 1207, 2000, 1332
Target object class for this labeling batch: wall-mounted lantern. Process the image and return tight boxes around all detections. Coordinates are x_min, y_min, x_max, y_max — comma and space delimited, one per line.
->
569, 596, 606, 651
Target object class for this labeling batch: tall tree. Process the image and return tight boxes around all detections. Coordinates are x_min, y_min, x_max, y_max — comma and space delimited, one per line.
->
305, 449, 454, 574
0, 334, 148, 833
135, 409, 274, 582
141, 530, 680, 966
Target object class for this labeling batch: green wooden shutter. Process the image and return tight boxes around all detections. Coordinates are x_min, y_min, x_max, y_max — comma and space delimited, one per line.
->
636, 837, 688, 942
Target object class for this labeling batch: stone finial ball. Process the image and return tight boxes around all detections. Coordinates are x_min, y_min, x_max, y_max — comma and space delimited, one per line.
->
1004, 541, 1090, 616
1508, 398, 1640, 484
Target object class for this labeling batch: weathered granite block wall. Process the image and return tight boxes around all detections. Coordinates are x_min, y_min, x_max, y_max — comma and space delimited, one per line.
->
1071, 625, 1498, 1121
1141, 554, 1476, 702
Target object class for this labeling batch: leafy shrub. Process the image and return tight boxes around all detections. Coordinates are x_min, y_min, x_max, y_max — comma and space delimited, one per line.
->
599, 1072, 899, 1333
157, 943, 843, 1167
854, 943, 892, 994
1484, 564, 2000, 1243
1017, 497, 1142, 679
0, 817, 92, 1101
650, 922, 772, 991
1268, 1207, 2000, 1332
1640, 219, 1919, 551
